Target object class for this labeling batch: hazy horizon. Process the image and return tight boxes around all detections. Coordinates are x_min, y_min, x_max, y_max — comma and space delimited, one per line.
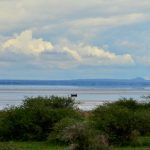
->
0, 77, 146, 81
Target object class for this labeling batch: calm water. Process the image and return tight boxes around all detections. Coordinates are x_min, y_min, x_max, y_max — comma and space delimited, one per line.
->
0, 85, 150, 110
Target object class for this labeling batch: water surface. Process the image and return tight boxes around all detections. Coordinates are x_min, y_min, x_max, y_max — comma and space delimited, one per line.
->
0, 85, 150, 110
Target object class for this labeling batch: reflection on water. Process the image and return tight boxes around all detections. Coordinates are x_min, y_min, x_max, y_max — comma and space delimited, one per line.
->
0, 85, 150, 110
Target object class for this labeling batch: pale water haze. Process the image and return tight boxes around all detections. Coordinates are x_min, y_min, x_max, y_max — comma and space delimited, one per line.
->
0, 85, 150, 110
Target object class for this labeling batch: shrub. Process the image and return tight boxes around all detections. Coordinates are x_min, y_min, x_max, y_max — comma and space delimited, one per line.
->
91, 105, 135, 145
109, 98, 139, 110
61, 122, 110, 150
134, 110, 150, 135
48, 118, 81, 143
108, 98, 150, 110
23, 96, 78, 109
0, 96, 81, 141
91, 99, 150, 145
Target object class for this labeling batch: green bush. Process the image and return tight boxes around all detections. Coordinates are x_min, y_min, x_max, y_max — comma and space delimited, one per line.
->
107, 98, 150, 110
61, 122, 110, 150
23, 96, 78, 109
48, 117, 81, 143
92, 105, 135, 145
91, 99, 150, 145
0, 96, 81, 141
134, 110, 150, 135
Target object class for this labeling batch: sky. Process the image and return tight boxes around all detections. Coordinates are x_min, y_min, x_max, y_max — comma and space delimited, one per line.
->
0, 0, 150, 80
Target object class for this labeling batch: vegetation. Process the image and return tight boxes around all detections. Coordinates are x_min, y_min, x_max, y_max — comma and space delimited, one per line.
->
0, 142, 22, 150
60, 122, 110, 150
91, 98, 150, 145
0, 142, 65, 150
0, 96, 81, 141
0, 96, 150, 149
0, 141, 150, 150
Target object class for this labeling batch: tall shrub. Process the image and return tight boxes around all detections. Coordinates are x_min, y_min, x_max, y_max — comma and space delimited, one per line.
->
0, 96, 80, 141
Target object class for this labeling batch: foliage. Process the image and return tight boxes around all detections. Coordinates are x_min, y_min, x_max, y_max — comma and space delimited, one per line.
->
49, 117, 110, 149
48, 118, 81, 143
0, 96, 80, 141
108, 98, 150, 110
91, 105, 134, 145
91, 98, 150, 145
61, 122, 110, 150
22, 96, 78, 109
0, 142, 22, 150
0, 96, 150, 148
0, 142, 65, 150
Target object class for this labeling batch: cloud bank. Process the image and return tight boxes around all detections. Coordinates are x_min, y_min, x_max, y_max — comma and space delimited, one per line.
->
0, 0, 149, 79
2, 30, 53, 54
0, 30, 134, 69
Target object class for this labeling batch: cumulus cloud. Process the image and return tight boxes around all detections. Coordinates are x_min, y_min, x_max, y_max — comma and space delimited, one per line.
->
2, 30, 53, 54
62, 44, 134, 65
63, 47, 82, 62
0, 30, 134, 68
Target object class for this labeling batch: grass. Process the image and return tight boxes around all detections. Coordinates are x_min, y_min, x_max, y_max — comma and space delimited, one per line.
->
115, 147, 150, 150
137, 136, 150, 146
1, 140, 150, 150
115, 136, 150, 150
1, 136, 150, 150
0, 142, 66, 150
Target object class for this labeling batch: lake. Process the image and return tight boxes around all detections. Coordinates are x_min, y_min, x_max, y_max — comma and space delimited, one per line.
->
0, 85, 150, 110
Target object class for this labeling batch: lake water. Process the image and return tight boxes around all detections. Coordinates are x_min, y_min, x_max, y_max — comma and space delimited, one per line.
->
0, 85, 150, 110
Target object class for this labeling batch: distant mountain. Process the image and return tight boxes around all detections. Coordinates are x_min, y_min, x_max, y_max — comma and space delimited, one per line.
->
132, 77, 145, 81
0, 78, 150, 88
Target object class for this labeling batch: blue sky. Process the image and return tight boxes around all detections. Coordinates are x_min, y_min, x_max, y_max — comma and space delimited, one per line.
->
0, 0, 150, 80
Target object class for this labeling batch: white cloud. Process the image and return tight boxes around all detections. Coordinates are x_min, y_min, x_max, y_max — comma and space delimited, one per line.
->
63, 47, 82, 62
63, 44, 134, 65
0, 0, 149, 34
68, 13, 149, 35
0, 30, 134, 68
2, 30, 53, 54
31, 12, 150, 40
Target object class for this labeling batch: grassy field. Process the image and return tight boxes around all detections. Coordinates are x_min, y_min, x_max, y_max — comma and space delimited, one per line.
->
1, 141, 150, 150
115, 136, 150, 150
0, 142, 66, 150
115, 147, 150, 150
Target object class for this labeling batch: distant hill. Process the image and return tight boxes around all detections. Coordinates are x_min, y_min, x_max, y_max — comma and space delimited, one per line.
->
0, 78, 150, 88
